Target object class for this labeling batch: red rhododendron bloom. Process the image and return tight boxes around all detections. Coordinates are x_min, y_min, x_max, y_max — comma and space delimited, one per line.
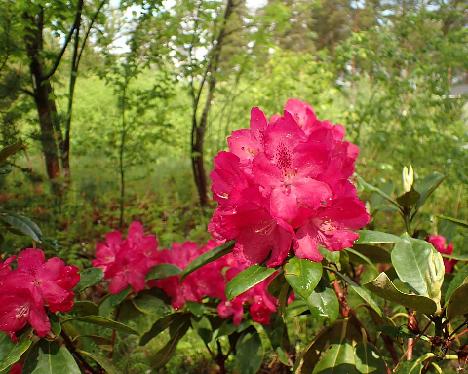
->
93, 221, 159, 294
9, 363, 22, 374
210, 99, 370, 265
0, 249, 79, 339
427, 235, 457, 273
153, 240, 278, 325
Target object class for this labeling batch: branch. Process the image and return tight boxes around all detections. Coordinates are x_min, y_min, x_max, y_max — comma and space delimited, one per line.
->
76, 0, 107, 68
42, 0, 84, 80
19, 88, 35, 97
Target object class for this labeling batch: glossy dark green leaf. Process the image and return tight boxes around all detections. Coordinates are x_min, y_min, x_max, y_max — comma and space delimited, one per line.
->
145, 263, 180, 281
234, 331, 263, 374
350, 244, 391, 264
286, 300, 309, 318
0, 212, 42, 242
0, 336, 32, 371
391, 234, 444, 305
140, 313, 189, 346
446, 277, 468, 319
99, 288, 131, 316
414, 172, 445, 208
72, 301, 99, 316
23, 341, 80, 374
396, 188, 420, 208
307, 287, 339, 321
445, 265, 468, 302
148, 317, 191, 369
284, 257, 322, 301
226, 265, 276, 300
356, 230, 401, 245
75, 268, 103, 293
364, 273, 437, 315
131, 293, 168, 316
180, 240, 234, 280
77, 350, 119, 374
313, 343, 359, 373
355, 342, 387, 373
295, 319, 363, 373
62, 316, 138, 335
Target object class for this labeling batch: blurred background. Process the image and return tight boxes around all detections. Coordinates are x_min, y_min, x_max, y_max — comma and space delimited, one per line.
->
0, 0, 466, 264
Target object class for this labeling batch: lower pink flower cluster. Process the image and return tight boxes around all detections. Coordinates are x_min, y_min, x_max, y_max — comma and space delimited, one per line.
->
426, 235, 457, 273
209, 99, 370, 267
154, 240, 278, 325
0, 249, 79, 339
92, 221, 159, 294
93, 223, 278, 325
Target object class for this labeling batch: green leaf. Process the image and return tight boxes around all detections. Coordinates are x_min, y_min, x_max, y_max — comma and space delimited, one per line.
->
356, 230, 402, 245
99, 288, 131, 316
414, 172, 445, 208
364, 273, 437, 315
349, 284, 382, 317
351, 244, 391, 264
396, 188, 420, 208
313, 343, 359, 373
77, 350, 119, 374
391, 234, 444, 306
307, 287, 339, 321
75, 268, 103, 293
286, 300, 309, 318
148, 317, 191, 369
437, 215, 468, 229
331, 271, 382, 317
446, 277, 468, 319
23, 341, 80, 374
356, 174, 399, 208
284, 258, 322, 301
234, 330, 263, 374
140, 313, 190, 346
180, 240, 234, 280
0, 212, 42, 242
131, 293, 168, 316
62, 316, 138, 335
0, 337, 32, 372
0, 142, 24, 163
355, 342, 387, 373
72, 301, 99, 316
226, 265, 276, 300
145, 263, 180, 281
445, 265, 468, 302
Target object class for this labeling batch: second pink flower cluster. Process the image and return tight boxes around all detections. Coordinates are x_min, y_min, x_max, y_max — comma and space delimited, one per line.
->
93, 222, 279, 325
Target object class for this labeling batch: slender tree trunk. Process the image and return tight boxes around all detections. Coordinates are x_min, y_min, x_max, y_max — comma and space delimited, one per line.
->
119, 84, 128, 229
23, 8, 61, 181
61, 1, 83, 179
190, 0, 234, 207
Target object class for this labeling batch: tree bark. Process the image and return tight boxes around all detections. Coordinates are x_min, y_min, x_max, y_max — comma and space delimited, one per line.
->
190, 0, 234, 207
23, 8, 61, 181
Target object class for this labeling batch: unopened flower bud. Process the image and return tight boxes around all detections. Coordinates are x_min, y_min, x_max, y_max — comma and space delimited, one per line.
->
402, 165, 414, 192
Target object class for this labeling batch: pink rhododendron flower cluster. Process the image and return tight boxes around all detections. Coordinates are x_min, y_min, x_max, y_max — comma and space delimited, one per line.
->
427, 235, 457, 273
93, 221, 159, 294
209, 99, 370, 266
154, 240, 278, 325
0, 249, 79, 339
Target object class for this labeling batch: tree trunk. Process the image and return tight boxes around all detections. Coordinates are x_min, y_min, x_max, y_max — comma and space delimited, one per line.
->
190, 0, 234, 207
23, 8, 61, 181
